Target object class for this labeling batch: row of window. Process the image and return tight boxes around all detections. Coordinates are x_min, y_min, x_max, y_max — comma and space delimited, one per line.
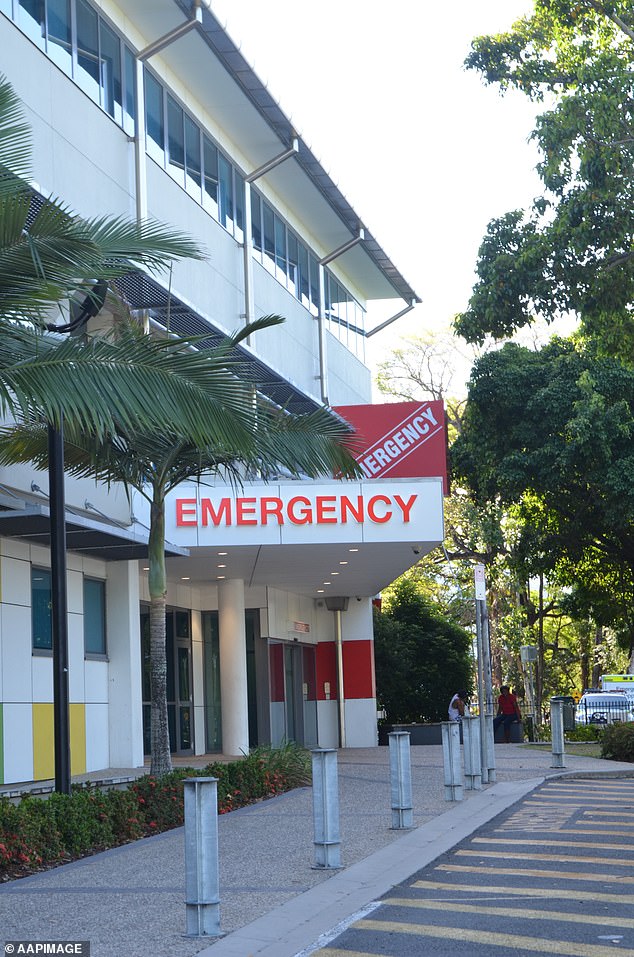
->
32, 569, 105, 656
3, 0, 367, 357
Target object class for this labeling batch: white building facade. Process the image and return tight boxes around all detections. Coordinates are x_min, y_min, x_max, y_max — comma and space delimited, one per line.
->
0, 0, 437, 785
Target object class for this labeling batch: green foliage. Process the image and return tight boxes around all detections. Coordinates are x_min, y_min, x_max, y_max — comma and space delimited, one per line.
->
456, 2, 634, 352
0, 744, 310, 881
601, 722, 634, 762
374, 577, 473, 723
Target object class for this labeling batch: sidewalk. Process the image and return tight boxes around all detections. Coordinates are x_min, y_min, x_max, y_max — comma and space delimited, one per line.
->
1, 744, 632, 957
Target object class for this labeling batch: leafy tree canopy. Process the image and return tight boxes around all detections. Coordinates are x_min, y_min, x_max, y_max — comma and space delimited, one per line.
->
455, 1, 634, 354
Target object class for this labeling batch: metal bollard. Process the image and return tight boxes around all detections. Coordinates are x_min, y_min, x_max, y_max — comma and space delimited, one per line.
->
388, 731, 413, 828
462, 716, 482, 790
441, 721, 463, 801
551, 698, 566, 768
184, 777, 222, 937
311, 749, 342, 868
485, 713, 497, 783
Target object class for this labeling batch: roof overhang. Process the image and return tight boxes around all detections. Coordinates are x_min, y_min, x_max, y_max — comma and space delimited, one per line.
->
0, 503, 188, 562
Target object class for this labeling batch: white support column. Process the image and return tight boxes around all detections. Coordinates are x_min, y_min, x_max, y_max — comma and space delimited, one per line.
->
218, 579, 249, 756
106, 561, 143, 769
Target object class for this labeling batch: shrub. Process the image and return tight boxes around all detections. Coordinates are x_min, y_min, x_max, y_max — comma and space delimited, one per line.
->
601, 722, 634, 762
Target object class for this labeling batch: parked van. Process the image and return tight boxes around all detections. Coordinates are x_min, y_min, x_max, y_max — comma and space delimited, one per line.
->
601, 674, 634, 705
576, 691, 634, 726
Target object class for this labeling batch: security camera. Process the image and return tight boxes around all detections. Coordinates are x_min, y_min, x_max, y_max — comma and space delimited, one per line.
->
356, 597, 362, 602
412, 546, 421, 556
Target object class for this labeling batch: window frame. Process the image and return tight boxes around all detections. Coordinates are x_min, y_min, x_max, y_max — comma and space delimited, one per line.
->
83, 575, 107, 658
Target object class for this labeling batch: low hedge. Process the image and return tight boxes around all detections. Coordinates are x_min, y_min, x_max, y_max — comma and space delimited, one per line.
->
0, 743, 311, 881
601, 722, 634, 762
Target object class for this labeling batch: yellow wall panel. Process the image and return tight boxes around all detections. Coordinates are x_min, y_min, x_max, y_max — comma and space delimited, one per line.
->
32, 703, 54, 781
70, 703, 86, 776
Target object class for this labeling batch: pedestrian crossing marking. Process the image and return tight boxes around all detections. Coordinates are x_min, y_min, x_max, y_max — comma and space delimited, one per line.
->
472, 836, 627, 851
411, 879, 634, 904
383, 896, 634, 929
438, 863, 634, 884
496, 827, 634, 838
456, 848, 634, 867
585, 809, 634, 817
349, 918, 634, 957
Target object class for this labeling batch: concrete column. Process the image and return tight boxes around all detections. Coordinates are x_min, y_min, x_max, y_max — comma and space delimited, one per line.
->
106, 561, 143, 769
218, 579, 249, 756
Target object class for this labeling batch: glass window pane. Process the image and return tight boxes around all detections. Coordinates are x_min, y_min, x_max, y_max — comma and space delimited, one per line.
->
298, 241, 309, 308
309, 254, 320, 316
84, 578, 106, 655
218, 153, 234, 231
166, 95, 185, 184
274, 215, 287, 283
99, 19, 122, 122
18, 0, 45, 47
144, 70, 164, 161
234, 172, 244, 243
178, 646, 190, 700
263, 203, 275, 273
123, 45, 136, 135
76, 0, 100, 103
32, 568, 52, 651
184, 114, 201, 194
46, 0, 71, 72
0, 0, 12, 17
251, 191, 262, 254
203, 135, 218, 216
287, 232, 299, 298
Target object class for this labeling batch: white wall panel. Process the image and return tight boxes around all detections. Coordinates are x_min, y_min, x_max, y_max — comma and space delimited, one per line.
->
1, 556, 30, 607
31, 656, 53, 704
85, 703, 109, 772
67, 569, 83, 615
316, 700, 339, 749
3, 703, 33, 784
344, 698, 378, 748
67, 613, 85, 703
1, 605, 31, 702
84, 660, 109, 705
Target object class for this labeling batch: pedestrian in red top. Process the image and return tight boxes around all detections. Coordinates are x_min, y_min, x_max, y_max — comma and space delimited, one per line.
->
493, 685, 522, 743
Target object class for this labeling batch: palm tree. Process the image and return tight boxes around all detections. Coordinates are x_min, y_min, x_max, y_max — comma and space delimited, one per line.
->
0, 72, 262, 443
0, 386, 359, 774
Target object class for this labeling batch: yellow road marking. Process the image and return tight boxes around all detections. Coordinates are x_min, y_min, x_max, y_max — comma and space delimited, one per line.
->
585, 809, 634, 817
351, 919, 634, 957
472, 837, 627, 851
384, 896, 634, 929
524, 796, 629, 804
411, 879, 634, 904
457, 849, 634, 867
438, 863, 634, 883
497, 827, 634, 837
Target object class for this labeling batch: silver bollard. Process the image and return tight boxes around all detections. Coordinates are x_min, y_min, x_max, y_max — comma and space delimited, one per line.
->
388, 731, 413, 828
311, 748, 342, 868
485, 713, 497, 783
184, 777, 222, 938
441, 721, 463, 801
551, 698, 566, 768
462, 716, 482, 790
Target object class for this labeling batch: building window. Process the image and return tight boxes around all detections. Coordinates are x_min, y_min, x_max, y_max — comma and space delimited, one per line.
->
218, 152, 234, 231
75, 0, 100, 103
47, 0, 72, 72
31, 567, 52, 652
83, 577, 106, 655
184, 114, 202, 196
202, 135, 219, 217
99, 17, 122, 124
145, 70, 164, 162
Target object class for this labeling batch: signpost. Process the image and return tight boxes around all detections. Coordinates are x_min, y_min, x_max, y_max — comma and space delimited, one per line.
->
474, 564, 496, 784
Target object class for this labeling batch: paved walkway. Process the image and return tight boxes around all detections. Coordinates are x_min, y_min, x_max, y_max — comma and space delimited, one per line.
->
1, 744, 632, 957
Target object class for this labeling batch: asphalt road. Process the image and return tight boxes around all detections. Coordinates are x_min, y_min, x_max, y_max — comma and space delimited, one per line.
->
311, 776, 634, 957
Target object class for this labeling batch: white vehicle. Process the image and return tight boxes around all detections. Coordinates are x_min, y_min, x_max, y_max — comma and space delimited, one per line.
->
601, 674, 634, 706
576, 691, 634, 726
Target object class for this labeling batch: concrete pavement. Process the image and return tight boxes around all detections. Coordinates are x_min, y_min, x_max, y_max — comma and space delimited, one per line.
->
0, 744, 632, 957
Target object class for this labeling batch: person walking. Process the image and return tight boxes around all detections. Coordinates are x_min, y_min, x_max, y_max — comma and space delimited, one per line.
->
493, 685, 522, 742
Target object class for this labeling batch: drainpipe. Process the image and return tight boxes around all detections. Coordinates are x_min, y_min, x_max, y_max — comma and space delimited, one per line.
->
325, 597, 349, 748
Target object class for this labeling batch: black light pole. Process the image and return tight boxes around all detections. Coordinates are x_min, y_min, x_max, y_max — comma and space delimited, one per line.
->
46, 280, 108, 795
49, 415, 71, 795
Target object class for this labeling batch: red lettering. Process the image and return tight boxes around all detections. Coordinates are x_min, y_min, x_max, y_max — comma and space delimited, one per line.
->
260, 497, 284, 525
394, 494, 417, 523
341, 495, 364, 524
316, 496, 338, 523
236, 497, 258, 525
201, 498, 232, 527
176, 498, 197, 526
367, 494, 392, 524
287, 496, 312, 524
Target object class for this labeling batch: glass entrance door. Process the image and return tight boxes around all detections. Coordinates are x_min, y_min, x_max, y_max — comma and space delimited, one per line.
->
141, 606, 193, 755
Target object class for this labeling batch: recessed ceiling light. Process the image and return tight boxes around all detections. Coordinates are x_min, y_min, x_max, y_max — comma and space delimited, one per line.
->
323, 581, 331, 585
217, 551, 228, 556
339, 561, 348, 565
349, 548, 359, 553
143, 566, 149, 571
217, 575, 225, 580
331, 571, 339, 575
317, 588, 324, 593
181, 577, 190, 581
217, 564, 226, 568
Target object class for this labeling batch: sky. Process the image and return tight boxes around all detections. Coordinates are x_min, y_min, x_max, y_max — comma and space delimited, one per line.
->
210, 0, 543, 385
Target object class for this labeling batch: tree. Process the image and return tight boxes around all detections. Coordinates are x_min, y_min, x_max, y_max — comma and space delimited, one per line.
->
0, 73, 263, 444
455, 2, 634, 354
0, 334, 360, 774
374, 577, 473, 724
452, 336, 634, 663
